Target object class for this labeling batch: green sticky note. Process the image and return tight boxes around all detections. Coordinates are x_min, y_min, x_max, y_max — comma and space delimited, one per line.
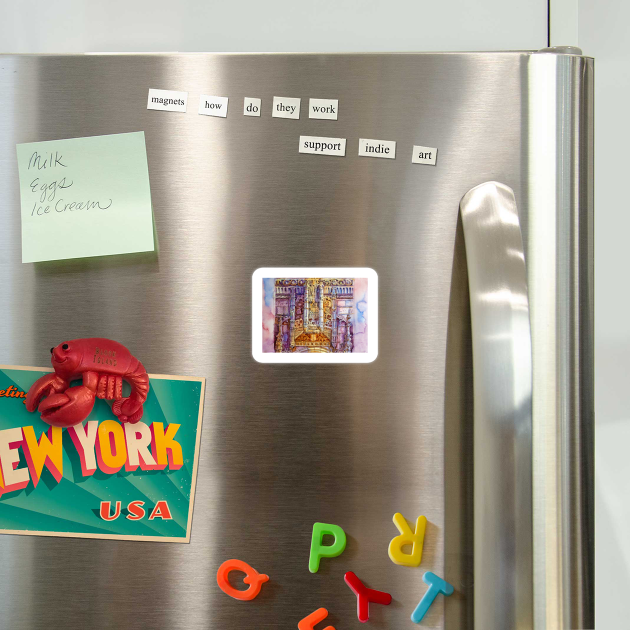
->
16, 132, 155, 263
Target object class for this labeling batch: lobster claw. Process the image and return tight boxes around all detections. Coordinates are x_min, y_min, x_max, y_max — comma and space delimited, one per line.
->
25, 373, 67, 413
37, 386, 96, 428
112, 398, 144, 424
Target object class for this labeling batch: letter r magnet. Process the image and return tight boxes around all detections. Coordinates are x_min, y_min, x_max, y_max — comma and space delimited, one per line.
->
388, 512, 427, 566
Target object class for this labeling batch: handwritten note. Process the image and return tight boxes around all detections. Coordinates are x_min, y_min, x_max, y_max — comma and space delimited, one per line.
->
16, 132, 154, 263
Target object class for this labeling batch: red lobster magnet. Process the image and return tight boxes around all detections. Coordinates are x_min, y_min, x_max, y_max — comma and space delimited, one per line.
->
26, 338, 149, 428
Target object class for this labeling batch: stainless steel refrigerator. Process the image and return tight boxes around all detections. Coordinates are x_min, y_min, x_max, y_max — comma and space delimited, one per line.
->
0, 50, 593, 629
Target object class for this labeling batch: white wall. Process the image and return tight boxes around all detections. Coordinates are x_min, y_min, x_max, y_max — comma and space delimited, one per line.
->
577, 1, 629, 627
0, 0, 547, 53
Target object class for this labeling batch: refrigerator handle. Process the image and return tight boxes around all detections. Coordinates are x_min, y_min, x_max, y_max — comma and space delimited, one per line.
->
460, 182, 533, 629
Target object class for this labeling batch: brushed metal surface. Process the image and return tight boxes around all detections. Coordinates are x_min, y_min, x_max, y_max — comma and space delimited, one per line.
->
460, 182, 533, 630
0, 52, 593, 629
527, 52, 595, 629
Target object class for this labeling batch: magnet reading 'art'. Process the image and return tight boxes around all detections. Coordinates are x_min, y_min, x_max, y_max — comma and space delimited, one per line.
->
216, 559, 269, 601
25, 338, 149, 427
388, 512, 427, 567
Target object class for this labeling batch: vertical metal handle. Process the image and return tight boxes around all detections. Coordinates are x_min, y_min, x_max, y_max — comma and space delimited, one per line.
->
460, 181, 533, 629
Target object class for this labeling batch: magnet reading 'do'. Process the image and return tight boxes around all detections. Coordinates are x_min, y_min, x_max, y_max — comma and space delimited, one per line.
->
252, 267, 378, 364
26, 338, 149, 427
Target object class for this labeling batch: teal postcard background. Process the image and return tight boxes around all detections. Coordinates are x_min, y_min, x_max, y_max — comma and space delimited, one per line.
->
0, 367, 204, 542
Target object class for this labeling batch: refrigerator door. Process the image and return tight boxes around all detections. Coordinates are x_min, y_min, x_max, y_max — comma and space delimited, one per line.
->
0, 52, 593, 629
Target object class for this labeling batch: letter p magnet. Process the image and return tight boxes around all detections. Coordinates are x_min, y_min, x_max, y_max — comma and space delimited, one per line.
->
309, 522, 347, 573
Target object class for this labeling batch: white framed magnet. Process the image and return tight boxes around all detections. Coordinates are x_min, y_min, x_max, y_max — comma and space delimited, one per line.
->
252, 267, 378, 364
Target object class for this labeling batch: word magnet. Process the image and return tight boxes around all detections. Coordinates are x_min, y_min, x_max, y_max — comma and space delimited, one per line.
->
299, 136, 346, 157
216, 559, 269, 601
344, 571, 392, 622
198, 95, 228, 118
388, 512, 427, 567
147, 88, 187, 112
244, 97, 262, 116
411, 145, 438, 165
272, 96, 300, 119
309, 522, 346, 573
358, 138, 396, 159
308, 98, 338, 120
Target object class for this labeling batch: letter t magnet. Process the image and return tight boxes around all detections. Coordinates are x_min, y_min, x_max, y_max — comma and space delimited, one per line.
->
388, 512, 427, 566
411, 572, 454, 624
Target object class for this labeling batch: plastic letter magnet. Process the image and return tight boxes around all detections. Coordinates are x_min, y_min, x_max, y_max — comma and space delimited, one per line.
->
388, 512, 427, 567
344, 571, 392, 622
309, 522, 347, 573
410, 571, 454, 623
216, 559, 269, 601
298, 607, 335, 630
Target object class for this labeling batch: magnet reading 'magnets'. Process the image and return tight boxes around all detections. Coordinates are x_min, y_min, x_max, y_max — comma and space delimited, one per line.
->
26, 338, 149, 427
